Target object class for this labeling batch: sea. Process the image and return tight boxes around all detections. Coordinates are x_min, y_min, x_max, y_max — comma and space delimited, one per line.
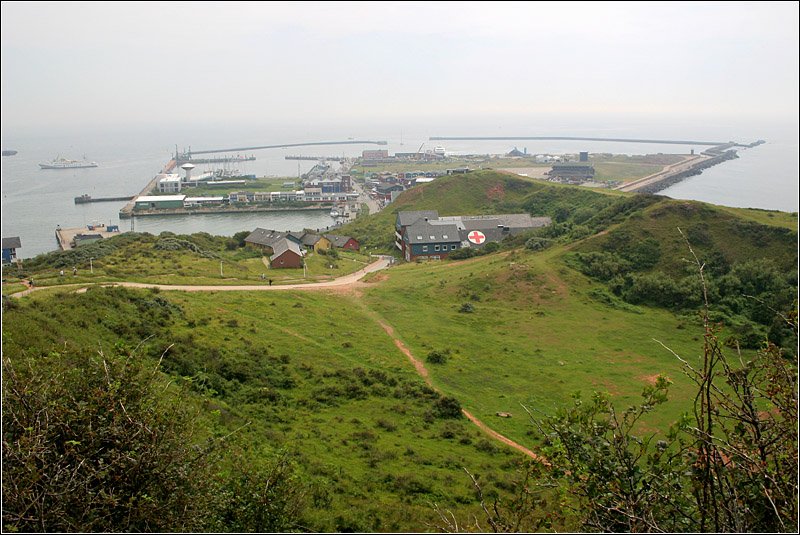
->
1, 117, 797, 259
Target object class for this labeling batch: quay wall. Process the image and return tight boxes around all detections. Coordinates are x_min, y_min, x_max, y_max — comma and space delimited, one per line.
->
120, 204, 332, 219
634, 150, 739, 194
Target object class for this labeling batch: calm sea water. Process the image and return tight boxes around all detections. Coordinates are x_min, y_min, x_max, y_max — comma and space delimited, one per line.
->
2, 119, 797, 259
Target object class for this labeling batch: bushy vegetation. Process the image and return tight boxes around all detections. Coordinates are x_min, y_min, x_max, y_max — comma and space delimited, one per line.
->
2, 345, 306, 532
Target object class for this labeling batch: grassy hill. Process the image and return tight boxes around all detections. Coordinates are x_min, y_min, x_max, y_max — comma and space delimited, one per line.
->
3, 171, 796, 531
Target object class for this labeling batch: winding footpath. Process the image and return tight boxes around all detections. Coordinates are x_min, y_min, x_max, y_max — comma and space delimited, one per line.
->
10, 254, 546, 463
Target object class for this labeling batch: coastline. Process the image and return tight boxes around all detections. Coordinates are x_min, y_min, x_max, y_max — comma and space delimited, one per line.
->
120, 204, 333, 219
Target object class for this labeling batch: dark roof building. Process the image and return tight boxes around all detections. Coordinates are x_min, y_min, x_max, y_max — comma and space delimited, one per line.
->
548, 162, 595, 181
395, 210, 552, 261
269, 238, 304, 269
324, 234, 360, 250
2, 236, 21, 264
244, 228, 289, 251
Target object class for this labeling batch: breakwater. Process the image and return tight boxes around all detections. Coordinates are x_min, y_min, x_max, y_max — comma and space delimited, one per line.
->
635, 150, 739, 194
74, 194, 135, 204
430, 135, 735, 145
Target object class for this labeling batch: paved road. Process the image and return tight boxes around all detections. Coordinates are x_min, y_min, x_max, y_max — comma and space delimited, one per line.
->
615, 154, 710, 192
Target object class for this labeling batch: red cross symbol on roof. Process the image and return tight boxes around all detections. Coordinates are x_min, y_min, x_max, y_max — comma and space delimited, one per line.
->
468, 230, 486, 244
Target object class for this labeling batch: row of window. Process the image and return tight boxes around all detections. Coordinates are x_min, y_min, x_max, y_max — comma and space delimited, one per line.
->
421, 244, 458, 252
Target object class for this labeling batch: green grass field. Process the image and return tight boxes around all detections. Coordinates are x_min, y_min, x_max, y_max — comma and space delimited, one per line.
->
4, 171, 795, 531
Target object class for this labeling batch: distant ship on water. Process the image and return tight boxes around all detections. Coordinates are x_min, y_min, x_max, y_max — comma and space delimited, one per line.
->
39, 155, 98, 169
2, 149, 17, 156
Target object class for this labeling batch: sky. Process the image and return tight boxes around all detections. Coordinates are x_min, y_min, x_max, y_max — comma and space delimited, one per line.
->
1, 1, 798, 133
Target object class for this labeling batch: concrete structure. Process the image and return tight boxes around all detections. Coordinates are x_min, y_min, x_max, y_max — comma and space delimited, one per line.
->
183, 196, 225, 207
362, 149, 389, 160
395, 210, 552, 261
180, 162, 196, 181
548, 163, 595, 181
2, 236, 21, 264
73, 233, 103, 247
134, 195, 186, 210
157, 173, 183, 193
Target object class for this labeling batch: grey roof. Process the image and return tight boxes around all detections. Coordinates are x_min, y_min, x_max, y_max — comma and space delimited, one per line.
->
324, 234, 356, 247
244, 228, 287, 247
396, 210, 439, 227
2, 237, 21, 249
405, 221, 461, 244
270, 238, 304, 260
301, 233, 321, 246
440, 214, 552, 231
459, 227, 507, 246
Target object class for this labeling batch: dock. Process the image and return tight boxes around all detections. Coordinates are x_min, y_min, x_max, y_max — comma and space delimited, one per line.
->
75, 194, 135, 204
55, 225, 124, 251
285, 155, 347, 161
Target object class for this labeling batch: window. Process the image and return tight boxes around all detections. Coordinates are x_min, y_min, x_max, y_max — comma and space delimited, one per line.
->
422, 245, 428, 252
417, 235, 423, 240
430, 235, 435, 240
451, 245, 457, 250
443, 234, 448, 239
434, 245, 440, 251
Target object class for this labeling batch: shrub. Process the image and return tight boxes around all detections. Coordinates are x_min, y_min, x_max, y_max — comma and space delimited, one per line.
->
426, 349, 450, 365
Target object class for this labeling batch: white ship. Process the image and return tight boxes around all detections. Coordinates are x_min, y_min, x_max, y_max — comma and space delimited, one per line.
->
39, 155, 98, 169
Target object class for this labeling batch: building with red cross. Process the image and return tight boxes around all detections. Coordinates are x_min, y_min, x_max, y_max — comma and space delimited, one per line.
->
395, 211, 552, 261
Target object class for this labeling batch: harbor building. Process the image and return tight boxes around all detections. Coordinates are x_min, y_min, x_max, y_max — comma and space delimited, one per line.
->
134, 195, 186, 210
157, 173, 183, 193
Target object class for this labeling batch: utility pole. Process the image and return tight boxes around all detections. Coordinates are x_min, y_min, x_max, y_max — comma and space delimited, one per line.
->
89, 257, 94, 274
220, 260, 223, 278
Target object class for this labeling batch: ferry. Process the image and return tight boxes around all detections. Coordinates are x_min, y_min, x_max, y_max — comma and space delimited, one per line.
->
433, 146, 446, 156
39, 155, 98, 169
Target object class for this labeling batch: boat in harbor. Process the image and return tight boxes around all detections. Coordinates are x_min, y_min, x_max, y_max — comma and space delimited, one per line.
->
39, 155, 98, 169
2, 149, 18, 156
330, 208, 340, 217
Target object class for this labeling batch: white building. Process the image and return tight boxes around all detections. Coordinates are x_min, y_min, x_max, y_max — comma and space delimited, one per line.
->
157, 173, 183, 193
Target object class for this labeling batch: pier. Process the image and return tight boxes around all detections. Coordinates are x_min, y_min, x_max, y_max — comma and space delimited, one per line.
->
75, 194, 135, 204
285, 155, 348, 161
55, 225, 124, 251
429, 135, 739, 145
182, 139, 387, 157
176, 155, 257, 165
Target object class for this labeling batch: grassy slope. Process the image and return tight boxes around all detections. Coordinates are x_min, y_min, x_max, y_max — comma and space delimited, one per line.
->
2, 287, 538, 532
571, 199, 798, 274
362, 245, 705, 445
12, 232, 373, 288
4, 171, 796, 530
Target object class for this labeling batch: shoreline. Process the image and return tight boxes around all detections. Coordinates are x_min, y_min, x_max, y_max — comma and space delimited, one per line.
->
120, 204, 334, 219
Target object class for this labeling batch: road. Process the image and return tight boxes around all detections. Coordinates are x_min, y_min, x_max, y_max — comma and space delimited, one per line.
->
615, 154, 710, 192
9, 253, 545, 462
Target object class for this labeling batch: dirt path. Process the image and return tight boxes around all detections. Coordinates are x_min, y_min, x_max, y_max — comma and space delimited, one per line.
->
12, 254, 546, 463
15, 256, 393, 298
374, 315, 546, 463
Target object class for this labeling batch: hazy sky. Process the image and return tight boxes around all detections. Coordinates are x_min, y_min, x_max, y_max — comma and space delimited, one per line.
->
2, 1, 798, 132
